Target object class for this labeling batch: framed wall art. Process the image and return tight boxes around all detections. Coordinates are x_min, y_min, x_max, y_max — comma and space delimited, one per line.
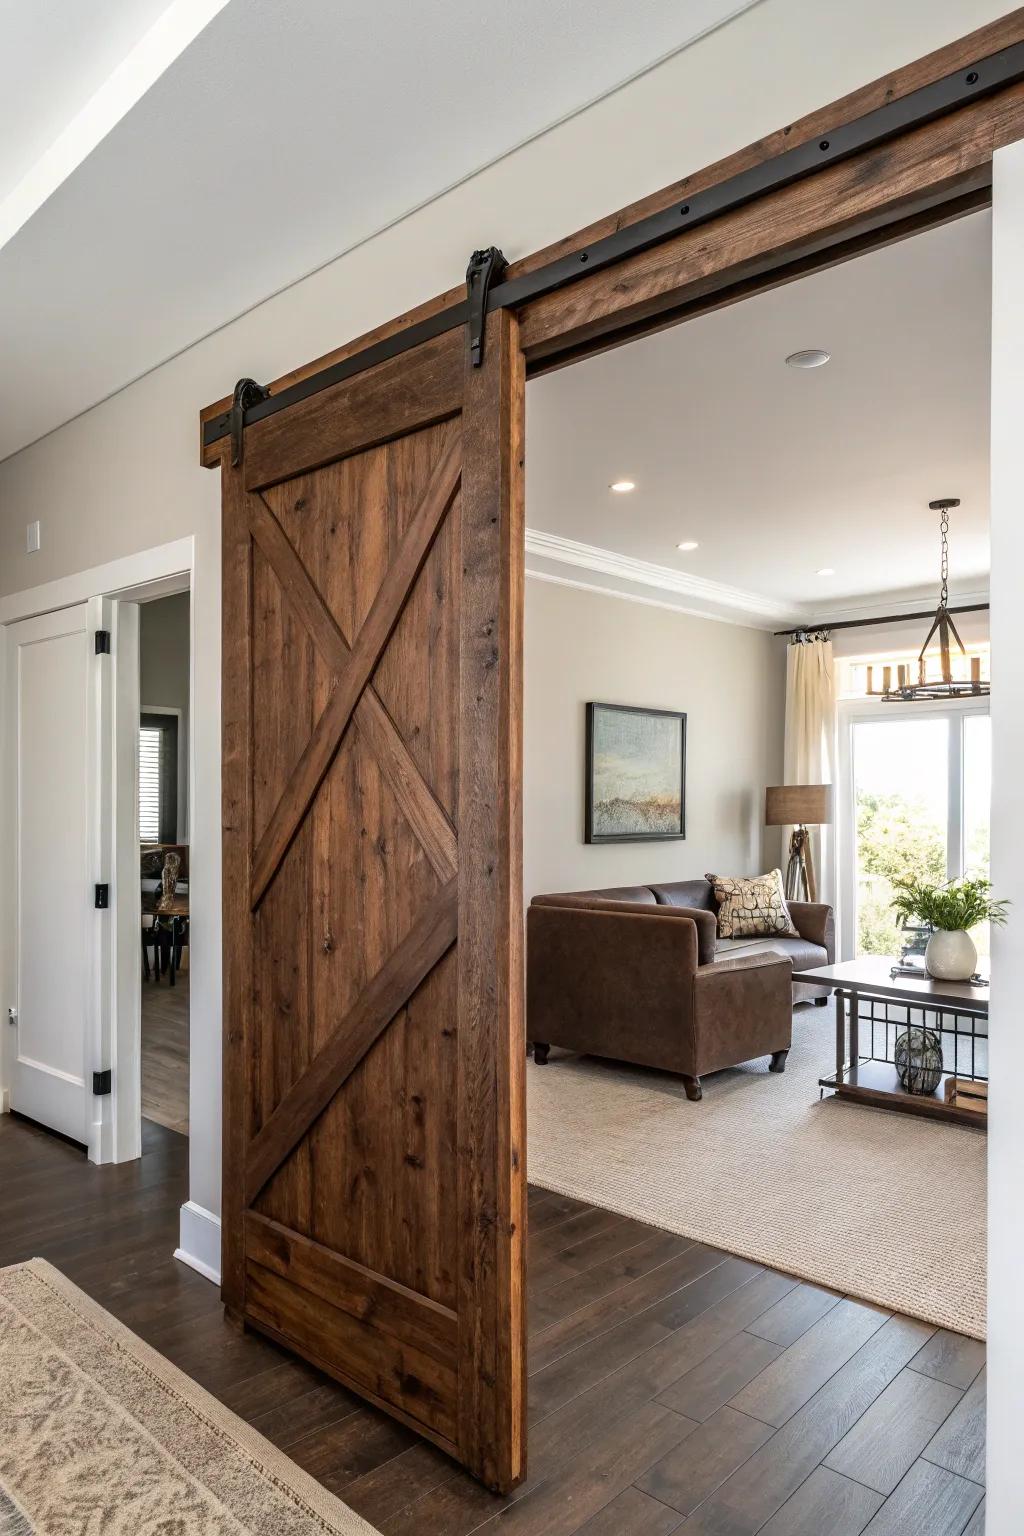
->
585, 702, 686, 844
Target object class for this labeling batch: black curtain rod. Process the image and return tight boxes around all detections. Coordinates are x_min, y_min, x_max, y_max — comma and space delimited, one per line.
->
203, 39, 1024, 451
774, 602, 989, 638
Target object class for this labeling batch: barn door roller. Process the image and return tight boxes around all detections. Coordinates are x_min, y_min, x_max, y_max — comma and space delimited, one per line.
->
466, 247, 508, 366
230, 377, 270, 467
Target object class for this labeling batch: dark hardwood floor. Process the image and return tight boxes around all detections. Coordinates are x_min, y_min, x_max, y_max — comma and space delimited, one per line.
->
0, 1114, 985, 1534
141, 967, 189, 1135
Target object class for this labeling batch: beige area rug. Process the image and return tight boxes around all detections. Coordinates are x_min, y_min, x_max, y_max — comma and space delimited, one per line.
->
527, 1008, 986, 1340
0, 1259, 378, 1535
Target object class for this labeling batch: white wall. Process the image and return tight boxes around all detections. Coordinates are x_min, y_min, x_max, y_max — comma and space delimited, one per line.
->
524, 580, 783, 898
0, 0, 1008, 1264
987, 139, 1024, 1536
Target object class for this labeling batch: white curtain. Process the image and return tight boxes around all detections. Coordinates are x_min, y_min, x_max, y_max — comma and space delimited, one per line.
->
784, 634, 837, 902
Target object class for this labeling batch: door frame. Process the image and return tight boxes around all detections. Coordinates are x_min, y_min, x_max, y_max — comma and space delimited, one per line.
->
0, 537, 194, 1163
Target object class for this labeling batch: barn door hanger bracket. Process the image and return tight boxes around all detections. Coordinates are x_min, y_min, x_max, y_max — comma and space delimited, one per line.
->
230, 377, 271, 467
466, 247, 508, 367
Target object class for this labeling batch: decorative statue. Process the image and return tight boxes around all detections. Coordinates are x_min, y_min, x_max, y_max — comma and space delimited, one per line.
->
158, 851, 181, 911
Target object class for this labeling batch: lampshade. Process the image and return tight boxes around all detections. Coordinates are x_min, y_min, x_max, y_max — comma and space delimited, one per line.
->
765, 784, 833, 827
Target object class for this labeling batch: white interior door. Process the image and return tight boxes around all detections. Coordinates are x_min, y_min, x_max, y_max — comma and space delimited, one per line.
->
5, 604, 93, 1147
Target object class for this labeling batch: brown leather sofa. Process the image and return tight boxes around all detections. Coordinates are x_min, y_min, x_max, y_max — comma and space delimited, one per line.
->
526, 879, 834, 1101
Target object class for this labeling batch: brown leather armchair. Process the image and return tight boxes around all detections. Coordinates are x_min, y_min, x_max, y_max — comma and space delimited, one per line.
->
527, 888, 796, 1100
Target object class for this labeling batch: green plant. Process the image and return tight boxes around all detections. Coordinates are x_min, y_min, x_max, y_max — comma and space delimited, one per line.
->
890, 874, 1009, 933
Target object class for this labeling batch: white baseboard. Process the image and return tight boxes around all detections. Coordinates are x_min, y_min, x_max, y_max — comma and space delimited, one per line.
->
174, 1200, 221, 1286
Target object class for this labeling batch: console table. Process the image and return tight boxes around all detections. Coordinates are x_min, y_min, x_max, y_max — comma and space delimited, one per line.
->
792, 956, 988, 1128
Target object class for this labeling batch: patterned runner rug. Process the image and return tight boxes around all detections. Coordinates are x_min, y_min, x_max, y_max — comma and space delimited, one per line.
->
0, 1259, 378, 1534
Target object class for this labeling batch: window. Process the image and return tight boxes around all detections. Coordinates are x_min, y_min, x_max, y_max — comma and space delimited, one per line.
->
139, 712, 179, 842
839, 701, 991, 959
839, 643, 990, 700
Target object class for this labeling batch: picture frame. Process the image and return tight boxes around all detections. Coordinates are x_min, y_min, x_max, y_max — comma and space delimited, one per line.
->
585, 702, 687, 844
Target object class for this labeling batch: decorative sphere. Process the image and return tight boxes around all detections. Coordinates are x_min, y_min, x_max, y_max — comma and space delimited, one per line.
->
894, 1026, 943, 1095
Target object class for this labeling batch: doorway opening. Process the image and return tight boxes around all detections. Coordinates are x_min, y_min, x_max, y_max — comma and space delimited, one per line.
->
138, 591, 191, 1138
520, 207, 991, 1520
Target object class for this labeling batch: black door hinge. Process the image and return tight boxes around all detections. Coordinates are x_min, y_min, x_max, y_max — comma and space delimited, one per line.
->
94, 883, 109, 909
95, 629, 111, 654
230, 377, 271, 468
466, 247, 508, 367
92, 1069, 112, 1096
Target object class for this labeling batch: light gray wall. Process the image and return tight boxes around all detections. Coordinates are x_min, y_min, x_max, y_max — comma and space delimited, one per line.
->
0, 0, 1005, 1268
140, 591, 190, 719
140, 591, 190, 836
525, 580, 784, 899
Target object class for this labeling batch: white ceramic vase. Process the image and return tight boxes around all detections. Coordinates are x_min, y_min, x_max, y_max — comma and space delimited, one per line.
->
925, 928, 977, 982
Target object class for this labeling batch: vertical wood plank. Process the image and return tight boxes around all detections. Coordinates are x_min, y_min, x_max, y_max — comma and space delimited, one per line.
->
456, 306, 527, 1492
220, 453, 254, 1312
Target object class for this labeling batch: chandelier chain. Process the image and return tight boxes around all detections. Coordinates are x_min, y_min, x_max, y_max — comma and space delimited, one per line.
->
939, 505, 949, 608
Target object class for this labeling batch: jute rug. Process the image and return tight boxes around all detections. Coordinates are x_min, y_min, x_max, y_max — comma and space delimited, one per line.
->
0, 1258, 379, 1535
527, 1008, 986, 1339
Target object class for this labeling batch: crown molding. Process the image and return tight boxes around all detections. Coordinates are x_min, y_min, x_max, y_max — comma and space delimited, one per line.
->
805, 585, 990, 627
524, 567, 765, 625
523, 530, 991, 633
524, 529, 798, 627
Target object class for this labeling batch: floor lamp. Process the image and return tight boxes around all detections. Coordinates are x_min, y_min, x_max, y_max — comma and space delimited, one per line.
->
765, 784, 833, 903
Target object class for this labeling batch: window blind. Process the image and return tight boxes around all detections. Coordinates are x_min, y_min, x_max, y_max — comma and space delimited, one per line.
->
139, 725, 162, 839
139, 713, 179, 842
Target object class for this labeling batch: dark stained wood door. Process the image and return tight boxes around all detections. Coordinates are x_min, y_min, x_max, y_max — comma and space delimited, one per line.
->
219, 313, 526, 1492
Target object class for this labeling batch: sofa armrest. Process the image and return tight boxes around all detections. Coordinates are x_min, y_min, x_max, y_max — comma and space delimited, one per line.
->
526, 902, 699, 1072
654, 905, 717, 964
531, 894, 717, 963
787, 901, 835, 961
691, 952, 792, 1076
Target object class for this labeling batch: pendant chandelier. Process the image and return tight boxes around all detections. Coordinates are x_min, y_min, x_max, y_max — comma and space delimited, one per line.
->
873, 498, 989, 703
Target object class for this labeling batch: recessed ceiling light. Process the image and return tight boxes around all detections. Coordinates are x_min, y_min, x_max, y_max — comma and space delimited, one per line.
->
786, 349, 831, 369
817, 567, 836, 576
609, 479, 636, 493
676, 541, 699, 552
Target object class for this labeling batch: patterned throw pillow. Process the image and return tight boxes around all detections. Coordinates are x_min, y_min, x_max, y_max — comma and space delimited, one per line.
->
705, 869, 800, 939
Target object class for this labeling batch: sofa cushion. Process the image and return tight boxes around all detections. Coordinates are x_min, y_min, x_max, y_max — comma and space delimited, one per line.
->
585, 885, 658, 904
714, 935, 828, 972
531, 885, 657, 907
706, 869, 800, 939
649, 879, 715, 911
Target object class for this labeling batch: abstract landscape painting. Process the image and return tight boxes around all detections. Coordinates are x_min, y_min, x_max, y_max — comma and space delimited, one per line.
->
586, 703, 686, 842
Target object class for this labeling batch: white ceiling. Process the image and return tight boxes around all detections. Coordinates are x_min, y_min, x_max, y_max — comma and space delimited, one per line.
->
0, 0, 172, 202
527, 211, 992, 615
0, 0, 756, 461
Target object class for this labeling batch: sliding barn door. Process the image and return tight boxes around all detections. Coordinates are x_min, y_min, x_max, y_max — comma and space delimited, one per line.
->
220, 314, 525, 1491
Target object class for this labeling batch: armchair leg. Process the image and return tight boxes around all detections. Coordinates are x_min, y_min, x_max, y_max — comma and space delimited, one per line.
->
682, 1075, 702, 1102
532, 1043, 550, 1065
769, 1049, 789, 1073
